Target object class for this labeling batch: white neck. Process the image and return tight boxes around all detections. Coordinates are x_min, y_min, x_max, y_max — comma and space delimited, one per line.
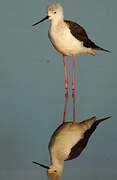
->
51, 159, 64, 172
50, 14, 64, 27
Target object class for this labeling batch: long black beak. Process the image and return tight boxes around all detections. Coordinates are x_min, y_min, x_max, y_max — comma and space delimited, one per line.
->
32, 161, 49, 169
32, 16, 49, 26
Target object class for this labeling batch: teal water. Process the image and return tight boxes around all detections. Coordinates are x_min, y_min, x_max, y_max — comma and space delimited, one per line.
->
0, 0, 116, 179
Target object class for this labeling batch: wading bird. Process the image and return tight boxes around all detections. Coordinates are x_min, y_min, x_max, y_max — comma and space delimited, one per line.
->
33, 116, 110, 180
33, 3, 110, 89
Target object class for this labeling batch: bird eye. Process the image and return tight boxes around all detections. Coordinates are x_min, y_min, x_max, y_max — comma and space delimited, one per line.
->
54, 170, 57, 172
54, 11, 56, 14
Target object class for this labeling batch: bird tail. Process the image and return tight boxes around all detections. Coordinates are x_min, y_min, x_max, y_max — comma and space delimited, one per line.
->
84, 116, 111, 138
93, 46, 110, 52
97, 116, 111, 124
90, 116, 111, 134
91, 41, 110, 52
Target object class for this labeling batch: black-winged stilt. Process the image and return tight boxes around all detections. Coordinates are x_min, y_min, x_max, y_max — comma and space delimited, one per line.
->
32, 116, 111, 180
33, 3, 110, 89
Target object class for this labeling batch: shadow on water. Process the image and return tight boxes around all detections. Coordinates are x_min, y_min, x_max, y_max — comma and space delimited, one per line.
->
32, 89, 111, 180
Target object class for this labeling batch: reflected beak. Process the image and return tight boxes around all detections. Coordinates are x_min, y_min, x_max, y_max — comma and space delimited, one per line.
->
32, 161, 49, 169
32, 16, 49, 26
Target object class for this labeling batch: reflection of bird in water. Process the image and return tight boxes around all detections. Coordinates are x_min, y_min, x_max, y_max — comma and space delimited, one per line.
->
32, 3, 110, 89
32, 116, 111, 180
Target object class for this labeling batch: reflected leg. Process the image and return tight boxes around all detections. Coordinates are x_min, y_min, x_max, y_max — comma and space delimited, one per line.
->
72, 56, 75, 90
72, 89, 75, 123
63, 89, 68, 123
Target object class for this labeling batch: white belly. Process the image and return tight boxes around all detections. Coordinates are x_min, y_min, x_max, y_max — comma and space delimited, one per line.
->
49, 123, 83, 161
49, 25, 87, 56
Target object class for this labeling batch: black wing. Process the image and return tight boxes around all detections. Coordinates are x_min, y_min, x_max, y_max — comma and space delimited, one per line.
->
65, 116, 110, 161
65, 20, 110, 52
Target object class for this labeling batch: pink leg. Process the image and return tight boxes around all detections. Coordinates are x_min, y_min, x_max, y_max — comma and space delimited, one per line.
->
63, 55, 68, 89
63, 89, 68, 123
72, 56, 75, 90
72, 89, 75, 123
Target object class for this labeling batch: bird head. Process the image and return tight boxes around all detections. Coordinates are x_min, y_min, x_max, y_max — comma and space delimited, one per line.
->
32, 3, 63, 26
47, 164, 63, 180
47, 4, 64, 21
32, 161, 63, 180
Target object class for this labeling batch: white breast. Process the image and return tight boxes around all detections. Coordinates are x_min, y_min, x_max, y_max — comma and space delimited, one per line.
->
49, 124, 83, 162
49, 23, 85, 56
